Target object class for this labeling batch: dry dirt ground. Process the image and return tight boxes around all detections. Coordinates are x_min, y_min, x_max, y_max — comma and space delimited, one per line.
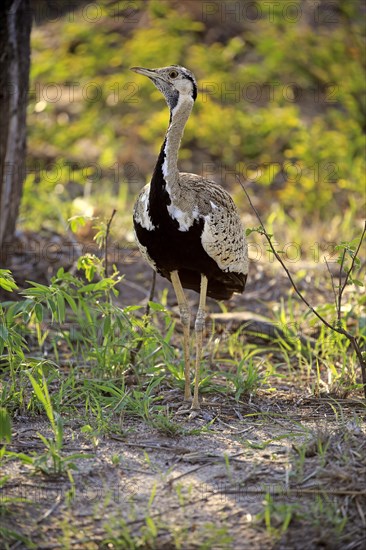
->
2, 396, 366, 549
1, 234, 366, 549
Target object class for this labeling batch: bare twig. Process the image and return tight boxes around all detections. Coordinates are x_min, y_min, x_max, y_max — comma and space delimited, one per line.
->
104, 209, 116, 277
325, 258, 338, 314
238, 176, 366, 397
338, 247, 347, 324
238, 177, 334, 331
338, 225, 366, 317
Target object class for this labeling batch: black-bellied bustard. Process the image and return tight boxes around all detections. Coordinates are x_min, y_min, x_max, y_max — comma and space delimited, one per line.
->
131, 65, 248, 410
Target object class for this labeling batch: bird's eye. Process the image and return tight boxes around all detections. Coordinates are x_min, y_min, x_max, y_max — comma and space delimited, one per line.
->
169, 70, 178, 79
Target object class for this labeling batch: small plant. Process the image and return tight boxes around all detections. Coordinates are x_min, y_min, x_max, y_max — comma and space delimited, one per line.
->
0, 407, 12, 444
0, 271, 27, 381
0, 269, 18, 293
102, 512, 162, 549
26, 366, 90, 475
123, 377, 165, 421
0, 409, 34, 547
292, 428, 332, 474
241, 178, 366, 397
150, 411, 184, 437
224, 358, 264, 401
256, 492, 298, 539
308, 493, 348, 538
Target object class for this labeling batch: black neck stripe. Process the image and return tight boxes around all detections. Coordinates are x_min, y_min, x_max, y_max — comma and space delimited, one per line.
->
185, 74, 197, 101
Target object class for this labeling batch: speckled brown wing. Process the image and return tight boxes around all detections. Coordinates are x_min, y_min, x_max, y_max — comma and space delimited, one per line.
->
178, 173, 248, 277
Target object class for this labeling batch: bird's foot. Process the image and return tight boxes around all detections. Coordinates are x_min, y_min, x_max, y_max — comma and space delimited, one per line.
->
175, 398, 193, 415
175, 408, 200, 419
175, 399, 201, 419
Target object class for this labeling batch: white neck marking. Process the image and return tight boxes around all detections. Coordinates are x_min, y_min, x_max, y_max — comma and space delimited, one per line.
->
162, 94, 194, 193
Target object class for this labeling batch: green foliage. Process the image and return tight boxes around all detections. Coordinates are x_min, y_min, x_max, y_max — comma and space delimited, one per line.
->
2, 4, 365, 542
26, 366, 90, 475
224, 358, 265, 401
0, 408, 12, 444
0, 237, 364, 546
307, 493, 348, 537
23, 0, 365, 237
0, 270, 18, 293
256, 492, 298, 538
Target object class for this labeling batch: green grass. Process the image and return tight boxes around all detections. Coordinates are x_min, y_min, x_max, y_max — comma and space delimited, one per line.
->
22, 0, 365, 243
1, 1, 365, 546
0, 231, 364, 422
1, 233, 365, 543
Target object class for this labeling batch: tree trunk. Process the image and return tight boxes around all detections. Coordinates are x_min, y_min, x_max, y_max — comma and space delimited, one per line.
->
0, 0, 31, 263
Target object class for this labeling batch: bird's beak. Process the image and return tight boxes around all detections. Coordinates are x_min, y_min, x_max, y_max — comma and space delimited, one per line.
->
130, 66, 168, 83
130, 67, 158, 79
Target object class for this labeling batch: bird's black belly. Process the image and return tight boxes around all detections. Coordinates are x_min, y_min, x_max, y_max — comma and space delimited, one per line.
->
134, 215, 246, 300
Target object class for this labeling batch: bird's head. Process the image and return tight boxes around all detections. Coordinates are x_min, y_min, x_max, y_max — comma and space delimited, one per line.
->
130, 65, 197, 111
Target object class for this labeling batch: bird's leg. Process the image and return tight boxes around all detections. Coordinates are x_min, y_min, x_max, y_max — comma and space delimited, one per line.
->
192, 274, 208, 410
170, 270, 191, 402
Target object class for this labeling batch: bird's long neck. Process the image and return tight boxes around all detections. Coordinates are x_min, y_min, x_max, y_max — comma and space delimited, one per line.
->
151, 95, 194, 197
